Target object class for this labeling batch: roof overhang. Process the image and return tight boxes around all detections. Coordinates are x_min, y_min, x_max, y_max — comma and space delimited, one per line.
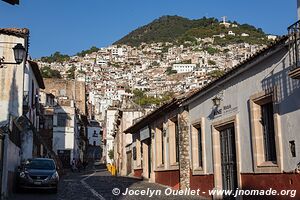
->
182, 36, 289, 106
0, 28, 29, 38
2, 0, 19, 5
124, 99, 180, 134
28, 60, 45, 89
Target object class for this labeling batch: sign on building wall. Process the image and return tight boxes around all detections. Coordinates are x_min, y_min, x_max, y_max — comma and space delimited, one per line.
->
140, 126, 150, 141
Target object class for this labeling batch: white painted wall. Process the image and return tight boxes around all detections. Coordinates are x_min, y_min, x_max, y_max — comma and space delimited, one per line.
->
0, 34, 25, 125
1, 136, 21, 197
105, 109, 118, 164
188, 46, 300, 174
20, 130, 33, 161
120, 110, 144, 175
6, 139, 21, 172
21, 61, 42, 161
52, 106, 80, 162
0, 33, 26, 198
172, 64, 196, 73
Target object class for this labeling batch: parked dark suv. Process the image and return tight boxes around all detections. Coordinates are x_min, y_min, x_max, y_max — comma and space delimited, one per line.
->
17, 158, 59, 193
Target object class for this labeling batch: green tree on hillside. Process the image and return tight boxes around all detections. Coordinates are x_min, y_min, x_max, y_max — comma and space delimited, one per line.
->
166, 67, 177, 75
208, 69, 225, 79
132, 89, 174, 106
113, 15, 268, 46
77, 46, 99, 57
66, 66, 76, 79
40, 66, 62, 78
208, 60, 216, 65
204, 47, 220, 55
41, 52, 70, 63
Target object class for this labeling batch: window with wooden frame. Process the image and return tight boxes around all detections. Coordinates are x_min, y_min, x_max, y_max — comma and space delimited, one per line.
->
155, 125, 164, 167
161, 127, 165, 165
250, 90, 282, 173
136, 139, 142, 168
133, 146, 137, 160
168, 117, 179, 165
57, 113, 71, 127
261, 102, 277, 162
175, 120, 180, 163
196, 125, 203, 168
191, 120, 205, 174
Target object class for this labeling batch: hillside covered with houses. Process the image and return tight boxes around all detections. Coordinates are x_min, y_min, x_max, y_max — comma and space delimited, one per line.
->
36, 16, 278, 118
1, 1, 300, 199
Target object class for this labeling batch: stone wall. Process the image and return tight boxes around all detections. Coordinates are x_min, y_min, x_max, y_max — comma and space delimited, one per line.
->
43, 78, 86, 115
178, 110, 190, 189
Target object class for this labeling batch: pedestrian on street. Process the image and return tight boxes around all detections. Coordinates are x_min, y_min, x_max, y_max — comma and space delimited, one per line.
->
71, 158, 77, 172
77, 159, 83, 173
83, 160, 88, 170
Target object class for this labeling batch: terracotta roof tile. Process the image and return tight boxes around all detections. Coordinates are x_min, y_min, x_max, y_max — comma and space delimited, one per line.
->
0, 28, 29, 37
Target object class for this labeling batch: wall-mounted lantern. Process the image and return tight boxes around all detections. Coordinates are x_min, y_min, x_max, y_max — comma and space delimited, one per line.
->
212, 90, 224, 108
151, 131, 155, 139
0, 43, 26, 66
163, 128, 167, 137
212, 96, 222, 107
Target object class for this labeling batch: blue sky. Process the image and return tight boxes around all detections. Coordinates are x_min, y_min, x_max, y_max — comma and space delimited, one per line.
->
0, 0, 297, 58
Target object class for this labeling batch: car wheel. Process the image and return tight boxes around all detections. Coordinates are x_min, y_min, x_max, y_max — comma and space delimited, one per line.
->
16, 185, 23, 193
52, 187, 58, 194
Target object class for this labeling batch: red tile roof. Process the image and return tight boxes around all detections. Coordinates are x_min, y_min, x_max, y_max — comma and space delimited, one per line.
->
0, 28, 29, 38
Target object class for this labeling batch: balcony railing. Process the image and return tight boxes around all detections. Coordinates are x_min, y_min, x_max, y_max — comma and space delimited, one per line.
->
288, 20, 300, 79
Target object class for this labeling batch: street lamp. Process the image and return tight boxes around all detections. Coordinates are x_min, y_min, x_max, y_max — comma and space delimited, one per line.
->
13, 43, 26, 64
0, 43, 26, 65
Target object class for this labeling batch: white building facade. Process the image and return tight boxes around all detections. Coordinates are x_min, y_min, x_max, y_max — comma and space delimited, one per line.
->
52, 102, 81, 167
172, 63, 196, 73
104, 108, 118, 164
0, 29, 45, 198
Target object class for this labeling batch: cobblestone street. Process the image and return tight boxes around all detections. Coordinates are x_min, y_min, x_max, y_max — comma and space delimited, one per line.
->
9, 166, 207, 200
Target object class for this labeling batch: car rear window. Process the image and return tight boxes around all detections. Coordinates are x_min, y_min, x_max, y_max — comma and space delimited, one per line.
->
27, 160, 55, 170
